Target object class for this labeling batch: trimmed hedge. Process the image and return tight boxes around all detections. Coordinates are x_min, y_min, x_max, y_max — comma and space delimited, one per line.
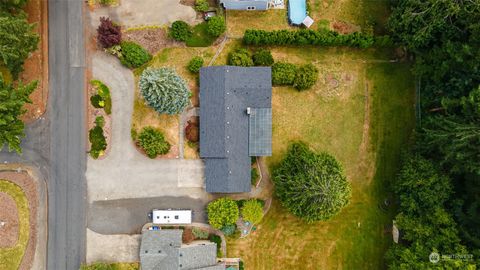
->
119, 41, 152, 68
272, 62, 318, 90
243, 29, 390, 48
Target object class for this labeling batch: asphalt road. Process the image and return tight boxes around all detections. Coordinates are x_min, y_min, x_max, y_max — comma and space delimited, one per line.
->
47, 1, 86, 269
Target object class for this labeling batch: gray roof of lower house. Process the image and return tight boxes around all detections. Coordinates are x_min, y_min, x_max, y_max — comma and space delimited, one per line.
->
200, 66, 272, 193
220, 0, 269, 10
140, 230, 223, 270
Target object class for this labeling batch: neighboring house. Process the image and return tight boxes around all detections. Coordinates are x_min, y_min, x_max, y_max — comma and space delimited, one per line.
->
140, 230, 224, 270
199, 66, 272, 193
219, 0, 269, 10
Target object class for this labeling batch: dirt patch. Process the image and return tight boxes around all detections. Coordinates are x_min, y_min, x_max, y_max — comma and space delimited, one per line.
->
123, 27, 185, 55
20, 0, 49, 123
0, 192, 19, 248
0, 172, 38, 270
331, 21, 361, 34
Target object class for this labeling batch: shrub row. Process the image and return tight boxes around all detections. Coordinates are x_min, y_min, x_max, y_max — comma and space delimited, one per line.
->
228, 48, 274, 67
272, 62, 318, 90
243, 29, 393, 48
169, 18, 225, 45
90, 80, 112, 114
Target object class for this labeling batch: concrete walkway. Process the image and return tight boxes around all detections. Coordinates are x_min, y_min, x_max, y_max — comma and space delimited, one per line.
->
89, 0, 197, 28
87, 52, 208, 202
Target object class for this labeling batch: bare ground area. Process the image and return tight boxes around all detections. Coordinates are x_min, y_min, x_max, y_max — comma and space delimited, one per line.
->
0, 192, 19, 248
20, 0, 49, 122
123, 27, 185, 55
0, 172, 38, 270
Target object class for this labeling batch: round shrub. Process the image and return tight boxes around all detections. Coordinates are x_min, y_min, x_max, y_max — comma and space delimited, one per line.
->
119, 41, 152, 68
95, 116, 105, 128
293, 63, 318, 91
207, 16, 226, 37
170, 20, 192, 42
273, 142, 351, 222
137, 127, 171, 158
89, 125, 107, 159
97, 17, 121, 48
139, 67, 191, 115
252, 49, 274, 66
271, 62, 298, 85
228, 48, 253, 67
194, 0, 209, 12
187, 56, 204, 73
220, 224, 236, 236
241, 199, 264, 224
185, 121, 199, 142
90, 94, 104, 108
207, 198, 239, 229
192, 227, 209, 239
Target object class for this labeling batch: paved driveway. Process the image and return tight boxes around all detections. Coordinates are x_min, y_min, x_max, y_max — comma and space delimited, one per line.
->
89, 0, 198, 28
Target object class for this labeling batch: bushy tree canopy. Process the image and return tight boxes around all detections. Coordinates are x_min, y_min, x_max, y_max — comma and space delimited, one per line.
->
0, 11, 39, 78
272, 62, 298, 86
207, 198, 239, 229
97, 17, 121, 49
187, 56, 204, 73
252, 49, 274, 66
207, 16, 226, 37
169, 20, 192, 42
137, 126, 170, 158
293, 63, 318, 91
273, 142, 351, 222
119, 41, 151, 68
0, 77, 36, 153
241, 199, 264, 224
228, 48, 253, 67
139, 67, 190, 115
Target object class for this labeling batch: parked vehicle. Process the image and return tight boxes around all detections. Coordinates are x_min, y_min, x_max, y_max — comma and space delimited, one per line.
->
204, 11, 217, 21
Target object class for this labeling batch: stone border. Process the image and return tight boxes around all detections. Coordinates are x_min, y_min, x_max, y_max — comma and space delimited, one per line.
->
0, 165, 48, 270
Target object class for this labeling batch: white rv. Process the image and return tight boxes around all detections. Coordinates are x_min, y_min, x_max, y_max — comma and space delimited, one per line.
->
151, 209, 192, 225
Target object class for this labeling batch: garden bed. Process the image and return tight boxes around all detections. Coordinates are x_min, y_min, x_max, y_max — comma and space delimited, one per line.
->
123, 27, 185, 55
87, 80, 112, 159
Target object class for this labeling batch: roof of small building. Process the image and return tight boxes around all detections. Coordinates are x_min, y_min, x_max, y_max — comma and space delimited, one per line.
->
140, 230, 223, 270
200, 66, 272, 193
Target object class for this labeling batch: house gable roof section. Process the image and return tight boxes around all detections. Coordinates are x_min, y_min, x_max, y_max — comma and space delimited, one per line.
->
200, 66, 272, 193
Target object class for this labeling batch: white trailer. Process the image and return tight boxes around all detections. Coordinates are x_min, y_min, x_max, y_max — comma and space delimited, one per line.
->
152, 209, 192, 225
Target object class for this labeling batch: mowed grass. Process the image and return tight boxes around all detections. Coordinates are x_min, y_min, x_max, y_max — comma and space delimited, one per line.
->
226, 48, 415, 269
226, 9, 293, 37
186, 22, 217, 47
0, 180, 30, 270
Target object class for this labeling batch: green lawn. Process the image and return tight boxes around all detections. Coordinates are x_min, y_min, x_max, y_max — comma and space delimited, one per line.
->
0, 180, 30, 270
81, 262, 139, 270
186, 22, 217, 47
226, 48, 415, 269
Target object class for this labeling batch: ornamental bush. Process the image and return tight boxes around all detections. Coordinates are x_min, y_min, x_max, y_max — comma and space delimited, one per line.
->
97, 17, 121, 48
220, 224, 236, 236
192, 227, 209, 239
194, 0, 209, 12
89, 123, 107, 159
207, 16, 226, 37
119, 41, 151, 68
187, 56, 204, 73
139, 67, 190, 115
252, 49, 274, 66
243, 29, 378, 48
273, 142, 351, 222
293, 63, 318, 91
90, 80, 112, 114
207, 198, 239, 229
185, 121, 199, 142
0, 0, 28, 9
228, 48, 253, 67
137, 127, 171, 158
170, 20, 192, 42
271, 62, 297, 85
90, 94, 104, 108
241, 199, 264, 224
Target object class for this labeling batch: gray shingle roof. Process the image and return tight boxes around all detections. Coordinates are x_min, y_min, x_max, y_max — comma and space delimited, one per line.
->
140, 230, 223, 270
200, 66, 272, 193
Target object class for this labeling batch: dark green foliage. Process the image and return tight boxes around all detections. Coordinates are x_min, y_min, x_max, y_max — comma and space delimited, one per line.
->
207, 197, 239, 229
186, 22, 217, 47
194, 0, 209, 12
137, 127, 170, 158
271, 62, 298, 86
251, 167, 259, 186
89, 124, 107, 159
119, 41, 152, 69
187, 56, 204, 73
139, 67, 190, 115
385, 154, 474, 269
0, 77, 36, 154
0, 11, 39, 78
209, 234, 222, 256
252, 49, 274, 66
454, 173, 480, 249
169, 20, 192, 42
206, 16, 226, 37
239, 261, 244, 270
293, 64, 318, 91
90, 80, 112, 114
243, 29, 378, 48
220, 224, 236, 236
95, 116, 105, 128
0, 0, 28, 10
228, 48, 253, 67
273, 142, 351, 222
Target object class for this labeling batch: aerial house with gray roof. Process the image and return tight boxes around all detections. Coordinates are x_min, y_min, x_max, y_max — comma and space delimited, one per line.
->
199, 66, 272, 193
